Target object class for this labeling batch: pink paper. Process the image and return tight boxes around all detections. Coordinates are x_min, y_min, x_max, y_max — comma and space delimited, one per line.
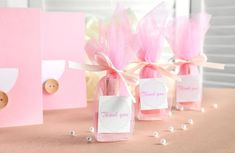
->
41, 12, 87, 110
0, 8, 43, 128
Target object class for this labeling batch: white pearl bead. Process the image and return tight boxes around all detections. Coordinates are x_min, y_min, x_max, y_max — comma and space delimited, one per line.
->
201, 107, 205, 113
181, 124, 187, 130
168, 112, 172, 117
86, 136, 93, 143
180, 106, 184, 111
89, 127, 95, 133
69, 130, 76, 136
153, 131, 160, 138
176, 105, 180, 110
213, 103, 218, 109
176, 105, 184, 111
188, 119, 194, 125
168, 126, 174, 133
160, 138, 167, 145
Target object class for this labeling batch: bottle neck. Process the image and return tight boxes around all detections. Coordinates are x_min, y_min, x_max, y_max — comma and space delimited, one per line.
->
140, 64, 162, 79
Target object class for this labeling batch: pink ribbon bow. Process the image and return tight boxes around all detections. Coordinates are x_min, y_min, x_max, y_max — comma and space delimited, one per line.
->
175, 53, 225, 70
69, 52, 138, 103
127, 61, 180, 81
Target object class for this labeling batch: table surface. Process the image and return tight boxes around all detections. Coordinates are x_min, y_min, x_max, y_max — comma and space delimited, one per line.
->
0, 88, 235, 153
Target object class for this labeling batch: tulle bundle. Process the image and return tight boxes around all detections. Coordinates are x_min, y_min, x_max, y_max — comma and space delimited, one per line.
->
167, 13, 211, 60
167, 13, 212, 111
137, 2, 170, 63
85, 6, 138, 69
134, 2, 175, 120
83, 6, 138, 142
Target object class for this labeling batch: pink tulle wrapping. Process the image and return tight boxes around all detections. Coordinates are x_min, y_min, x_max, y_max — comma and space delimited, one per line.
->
137, 2, 169, 62
167, 13, 211, 60
135, 3, 172, 120
85, 6, 137, 69
167, 13, 211, 111
85, 6, 137, 142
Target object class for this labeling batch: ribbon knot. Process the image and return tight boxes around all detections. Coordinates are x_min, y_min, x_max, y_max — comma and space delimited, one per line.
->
69, 52, 137, 103
128, 61, 180, 81
175, 53, 225, 70
188, 54, 207, 65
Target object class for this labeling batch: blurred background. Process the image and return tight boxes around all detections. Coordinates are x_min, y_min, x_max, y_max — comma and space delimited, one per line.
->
0, 0, 233, 90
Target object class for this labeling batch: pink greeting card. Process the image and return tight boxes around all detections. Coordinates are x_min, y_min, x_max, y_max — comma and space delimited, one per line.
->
0, 8, 43, 128
41, 12, 87, 110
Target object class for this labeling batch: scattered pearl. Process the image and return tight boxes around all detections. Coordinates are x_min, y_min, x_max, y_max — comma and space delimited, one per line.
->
176, 105, 184, 111
188, 119, 194, 125
168, 112, 172, 117
89, 127, 95, 133
213, 103, 218, 109
69, 130, 76, 136
179, 106, 184, 111
86, 136, 93, 143
168, 126, 175, 133
201, 107, 205, 113
176, 105, 180, 110
160, 138, 167, 145
181, 124, 187, 130
153, 131, 160, 138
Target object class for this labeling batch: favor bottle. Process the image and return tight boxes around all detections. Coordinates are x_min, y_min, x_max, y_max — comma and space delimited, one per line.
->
175, 63, 202, 111
136, 65, 173, 120
94, 72, 135, 142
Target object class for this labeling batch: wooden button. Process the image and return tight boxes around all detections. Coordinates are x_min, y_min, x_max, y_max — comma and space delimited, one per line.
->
44, 79, 59, 94
0, 91, 8, 109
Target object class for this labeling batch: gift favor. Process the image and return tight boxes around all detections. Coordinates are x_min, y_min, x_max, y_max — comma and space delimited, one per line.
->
0, 8, 42, 127
69, 6, 138, 142
167, 13, 224, 111
41, 12, 87, 110
134, 3, 175, 120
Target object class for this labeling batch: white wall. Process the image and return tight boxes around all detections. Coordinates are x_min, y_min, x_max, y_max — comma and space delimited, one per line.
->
36, 0, 174, 19
0, 0, 28, 7
175, 0, 190, 16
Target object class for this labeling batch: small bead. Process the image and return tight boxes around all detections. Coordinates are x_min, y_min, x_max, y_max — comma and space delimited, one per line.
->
201, 107, 205, 113
188, 119, 194, 125
89, 127, 95, 133
168, 112, 172, 117
153, 131, 160, 138
69, 130, 76, 136
176, 105, 180, 110
160, 138, 167, 145
176, 105, 184, 111
86, 136, 93, 143
181, 124, 187, 130
179, 106, 184, 111
168, 126, 174, 133
213, 103, 218, 109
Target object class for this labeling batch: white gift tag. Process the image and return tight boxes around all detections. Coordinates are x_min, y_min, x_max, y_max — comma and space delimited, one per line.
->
176, 75, 202, 102
139, 78, 168, 110
98, 96, 132, 134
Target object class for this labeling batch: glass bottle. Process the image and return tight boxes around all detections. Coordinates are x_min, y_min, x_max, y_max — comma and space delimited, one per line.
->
94, 71, 135, 142
176, 63, 202, 111
136, 64, 173, 120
